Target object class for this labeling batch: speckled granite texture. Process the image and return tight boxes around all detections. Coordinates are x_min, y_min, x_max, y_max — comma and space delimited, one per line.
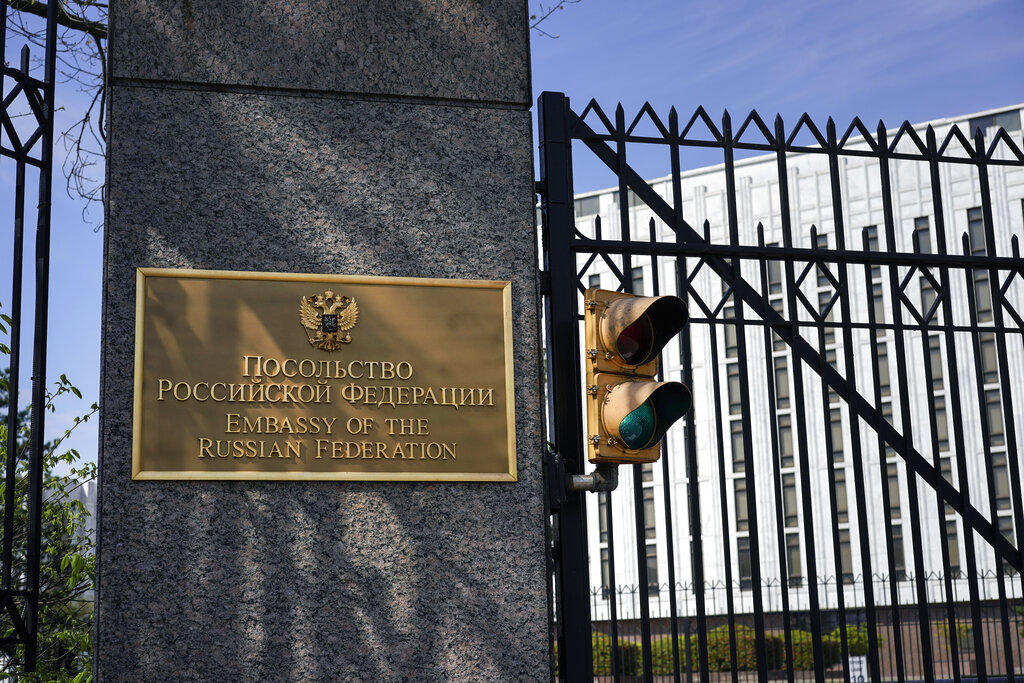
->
98, 2, 548, 680
111, 0, 530, 105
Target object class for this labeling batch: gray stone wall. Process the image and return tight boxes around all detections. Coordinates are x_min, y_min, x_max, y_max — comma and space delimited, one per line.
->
97, 2, 548, 679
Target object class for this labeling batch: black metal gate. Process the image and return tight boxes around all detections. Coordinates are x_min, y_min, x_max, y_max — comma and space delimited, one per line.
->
0, 0, 59, 671
537, 91, 1024, 681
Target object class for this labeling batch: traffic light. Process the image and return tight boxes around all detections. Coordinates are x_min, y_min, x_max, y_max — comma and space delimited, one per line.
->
584, 288, 691, 464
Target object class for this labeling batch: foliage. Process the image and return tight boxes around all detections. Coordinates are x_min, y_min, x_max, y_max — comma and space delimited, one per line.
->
591, 631, 640, 676
935, 619, 974, 652
0, 302, 97, 681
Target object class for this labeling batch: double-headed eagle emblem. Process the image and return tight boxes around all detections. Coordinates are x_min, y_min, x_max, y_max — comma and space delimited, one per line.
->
300, 290, 359, 352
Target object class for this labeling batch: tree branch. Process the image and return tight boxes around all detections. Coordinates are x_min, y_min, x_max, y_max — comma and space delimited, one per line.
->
7, 0, 106, 43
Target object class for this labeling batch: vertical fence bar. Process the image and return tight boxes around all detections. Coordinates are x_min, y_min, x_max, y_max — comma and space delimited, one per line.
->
722, 110, 769, 682
827, 118, 881, 683
775, 114, 827, 683
758, 225, 796, 683
538, 91, 593, 679
975, 129, 1024, 621
877, 121, 936, 683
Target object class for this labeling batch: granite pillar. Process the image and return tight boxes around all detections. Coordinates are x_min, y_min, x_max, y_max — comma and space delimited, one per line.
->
97, 2, 548, 679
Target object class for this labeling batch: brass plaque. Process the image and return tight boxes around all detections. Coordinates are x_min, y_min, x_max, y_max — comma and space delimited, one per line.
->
132, 268, 517, 481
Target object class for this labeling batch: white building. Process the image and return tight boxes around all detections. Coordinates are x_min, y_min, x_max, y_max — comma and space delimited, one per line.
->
564, 103, 1024, 621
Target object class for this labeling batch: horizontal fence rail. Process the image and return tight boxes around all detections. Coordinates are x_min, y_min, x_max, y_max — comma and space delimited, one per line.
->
538, 91, 1024, 683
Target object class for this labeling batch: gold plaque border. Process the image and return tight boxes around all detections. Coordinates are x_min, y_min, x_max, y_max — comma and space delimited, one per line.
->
131, 267, 518, 482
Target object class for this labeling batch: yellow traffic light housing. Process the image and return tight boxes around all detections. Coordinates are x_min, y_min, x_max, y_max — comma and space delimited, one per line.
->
585, 288, 691, 464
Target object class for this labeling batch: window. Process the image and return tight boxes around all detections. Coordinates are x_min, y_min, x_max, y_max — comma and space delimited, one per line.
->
724, 307, 738, 358
892, 524, 907, 580
877, 342, 891, 397
641, 463, 654, 483
940, 455, 954, 487
998, 516, 1018, 576
945, 520, 961, 577
731, 421, 745, 473
779, 415, 794, 469
783, 473, 798, 528
865, 226, 879, 252
786, 533, 803, 586
734, 478, 749, 532
969, 110, 1022, 137
815, 234, 830, 288
646, 544, 659, 595
575, 195, 600, 218
588, 273, 601, 289
819, 290, 835, 345
768, 257, 782, 295
980, 333, 998, 384
986, 390, 1004, 447
935, 395, 949, 452
727, 364, 742, 414
881, 400, 893, 423
774, 356, 790, 410
631, 266, 644, 295
738, 537, 752, 589
835, 468, 848, 524
913, 217, 931, 254
887, 464, 902, 520
968, 207, 986, 255
968, 207, 993, 321
598, 491, 609, 543
829, 408, 844, 463
993, 453, 1010, 511
872, 281, 885, 324
644, 488, 657, 540
928, 336, 943, 390
839, 529, 854, 584
601, 548, 611, 599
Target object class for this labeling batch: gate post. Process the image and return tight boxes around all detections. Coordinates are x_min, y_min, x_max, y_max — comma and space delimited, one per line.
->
538, 91, 594, 678
96, 3, 549, 679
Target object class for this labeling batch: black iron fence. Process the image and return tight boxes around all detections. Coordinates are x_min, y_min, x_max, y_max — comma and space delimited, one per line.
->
537, 90, 1024, 682
0, 0, 59, 671
577, 576, 1023, 681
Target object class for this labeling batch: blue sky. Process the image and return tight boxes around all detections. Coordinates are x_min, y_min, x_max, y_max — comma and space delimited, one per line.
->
2, 0, 1023, 469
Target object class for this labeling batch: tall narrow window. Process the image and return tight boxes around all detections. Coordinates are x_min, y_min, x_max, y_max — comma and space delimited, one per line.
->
724, 306, 738, 358
887, 464, 902, 520
935, 395, 949, 452
734, 478, 749, 532
631, 266, 644, 295
829, 408, 844, 463
928, 336, 943, 390
779, 415, 794, 469
731, 421, 745, 473
835, 468, 848, 524
738, 537, 752, 589
774, 356, 790, 410
877, 342, 891, 397
993, 453, 1010, 511
913, 217, 931, 254
643, 488, 657, 540
815, 234, 830, 287
601, 548, 611, 599
968, 207, 993, 321
839, 529, 854, 584
980, 333, 998, 384
892, 524, 907, 580
998, 516, 1017, 576
646, 544, 659, 595
641, 463, 654, 483
727, 363, 742, 414
945, 520, 961, 577
767, 254, 783, 295
783, 474, 798, 528
986, 389, 1004, 447
786, 533, 803, 586
598, 491, 609, 543
872, 281, 886, 324
589, 273, 601, 289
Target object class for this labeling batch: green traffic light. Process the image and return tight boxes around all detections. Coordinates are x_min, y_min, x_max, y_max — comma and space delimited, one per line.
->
617, 384, 691, 450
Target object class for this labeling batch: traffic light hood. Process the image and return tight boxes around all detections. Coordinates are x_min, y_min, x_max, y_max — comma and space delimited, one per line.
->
600, 295, 688, 367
